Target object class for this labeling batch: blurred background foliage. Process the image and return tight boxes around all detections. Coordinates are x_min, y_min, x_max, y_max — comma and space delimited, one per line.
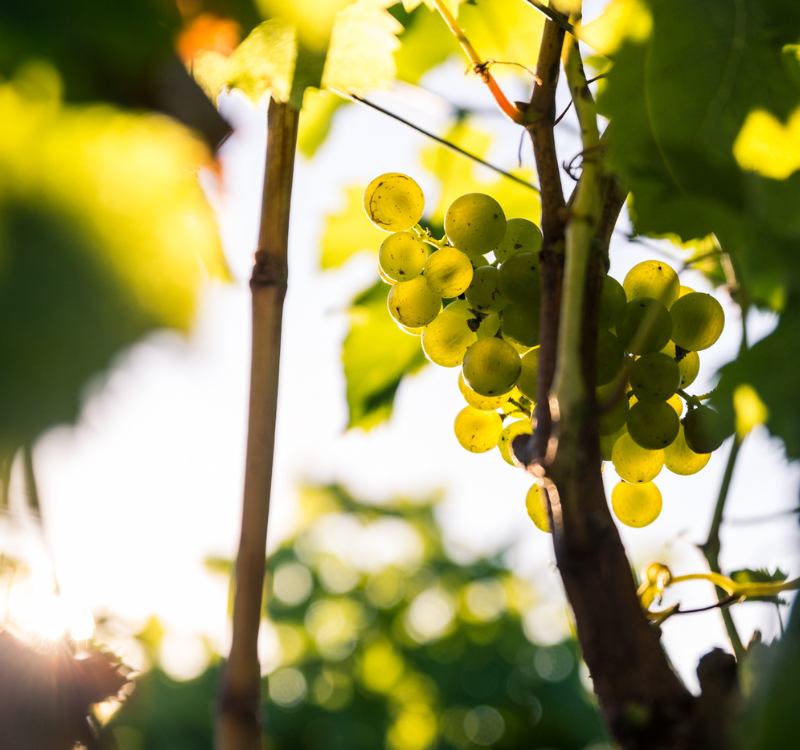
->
104, 484, 608, 750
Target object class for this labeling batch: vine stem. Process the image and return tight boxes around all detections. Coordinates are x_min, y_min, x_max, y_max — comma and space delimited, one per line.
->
217, 98, 299, 750
431, 0, 524, 123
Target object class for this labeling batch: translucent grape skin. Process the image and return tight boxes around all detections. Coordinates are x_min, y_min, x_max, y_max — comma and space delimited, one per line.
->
612, 433, 663, 482
662, 341, 700, 388
454, 406, 503, 452
444, 193, 507, 256
619, 298, 673, 354
457, 371, 510, 410
462, 337, 521, 396
665, 425, 711, 475
670, 292, 725, 351
378, 231, 430, 282
611, 481, 662, 528
599, 275, 627, 330
386, 276, 441, 328
498, 252, 539, 304
682, 405, 730, 453
517, 347, 540, 401
627, 400, 680, 449
630, 352, 680, 402
499, 419, 533, 465
466, 265, 508, 313
623, 260, 680, 307
421, 306, 477, 367
495, 218, 542, 263
364, 173, 425, 232
423, 246, 474, 298
597, 384, 629, 435
525, 483, 551, 532
501, 303, 540, 347
596, 330, 624, 386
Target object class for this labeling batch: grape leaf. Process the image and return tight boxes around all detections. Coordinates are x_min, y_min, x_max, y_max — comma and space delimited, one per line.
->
730, 568, 789, 605
342, 281, 427, 429
320, 186, 388, 269
297, 88, 347, 158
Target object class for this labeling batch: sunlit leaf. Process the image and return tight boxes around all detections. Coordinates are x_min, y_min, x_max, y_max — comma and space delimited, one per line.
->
320, 186, 388, 269
734, 108, 800, 180
578, 0, 652, 56
297, 88, 347, 158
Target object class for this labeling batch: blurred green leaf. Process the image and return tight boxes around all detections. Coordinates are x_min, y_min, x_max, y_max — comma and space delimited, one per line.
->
320, 186, 387, 269
297, 89, 347, 158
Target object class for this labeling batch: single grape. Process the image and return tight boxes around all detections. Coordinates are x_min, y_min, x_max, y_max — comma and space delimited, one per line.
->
627, 400, 680, 449
421, 305, 477, 367
454, 406, 503, 452
475, 312, 501, 339
457, 371, 510, 410
495, 218, 542, 262
517, 347, 540, 401
423, 246, 474, 298
378, 231, 430, 282
623, 260, 680, 307
501, 303, 540, 347
670, 292, 725, 351
664, 425, 711, 475
596, 329, 624, 386
525, 483, 551, 533
364, 173, 425, 231
444, 193, 506, 256
386, 276, 441, 328
611, 433, 663, 482
498, 252, 539, 304
662, 342, 700, 388
682, 405, 730, 453
466, 265, 508, 313
462, 337, 521, 396
619, 298, 672, 354
630, 352, 680, 401
611, 481, 662, 528
499, 419, 533, 465
599, 275, 627, 330
597, 383, 629, 435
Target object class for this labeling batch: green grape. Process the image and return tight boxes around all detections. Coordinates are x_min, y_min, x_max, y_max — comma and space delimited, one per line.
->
475, 312, 501, 339
495, 218, 542, 262
501, 303, 540, 347
662, 342, 700, 388
457, 371, 510, 410
364, 172, 425, 232
386, 276, 441, 328
444, 193, 507, 256
378, 231, 430, 282
599, 275, 627, 330
611, 433, 663, 482
678, 285, 694, 299
465, 265, 508, 313
525, 483, 551, 533
379, 266, 397, 285
665, 425, 711, 475
623, 260, 680, 307
597, 383, 629, 435
517, 346, 540, 400
421, 305, 477, 367
619, 298, 672, 354
682, 405, 730, 453
423, 246, 473, 298
630, 352, 680, 401
670, 292, 725, 351
498, 252, 540, 304
600, 426, 626, 461
611, 481, 662, 528
627, 400, 680, 449
454, 406, 503, 453
596, 329, 624, 386
462, 337, 521, 396
499, 419, 533, 465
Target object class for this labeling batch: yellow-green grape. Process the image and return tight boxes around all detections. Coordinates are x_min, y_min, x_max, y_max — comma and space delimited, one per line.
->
444, 193, 507, 256
627, 400, 679, 449
600, 275, 627, 330
387, 276, 441, 328
682, 405, 731, 453
665, 425, 711, 475
398, 323, 423, 336
597, 383, 630, 435
364, 172, 425, 232
612, 433, 663, 482
495, 218, 542, 262
630, 352, 680, 401
454, 406, 503, 453
466, 265, 508, 313
611, 481, 662, 528
600, 426, 626, 461
670, 292, 725, 351
503, 390, 531, 418
678, 285, 695, 299
619, 298, 672, 354
667, 393, 683, 417
501, 303, 540, 347
623, 260, 680, 307
475, 312, 501, 339
462, 337, 521, 396
525, 483, 551, 532
379, 266, 397, 285
517, 347, 540, 400
423, 246, 474, 298
498, 252, 540, 304
421, 305, 477, 367
499, 419, 533, 465
596, 330, 624, 386
378, 231, 430, 282
662, 342, 700, 388
457, 371, 510, 410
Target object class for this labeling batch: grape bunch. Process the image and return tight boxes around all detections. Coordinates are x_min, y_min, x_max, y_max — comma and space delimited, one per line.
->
363, 173, 730, 533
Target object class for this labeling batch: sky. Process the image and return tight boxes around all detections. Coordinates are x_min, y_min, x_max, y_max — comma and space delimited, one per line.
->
2, 10, 799, 696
